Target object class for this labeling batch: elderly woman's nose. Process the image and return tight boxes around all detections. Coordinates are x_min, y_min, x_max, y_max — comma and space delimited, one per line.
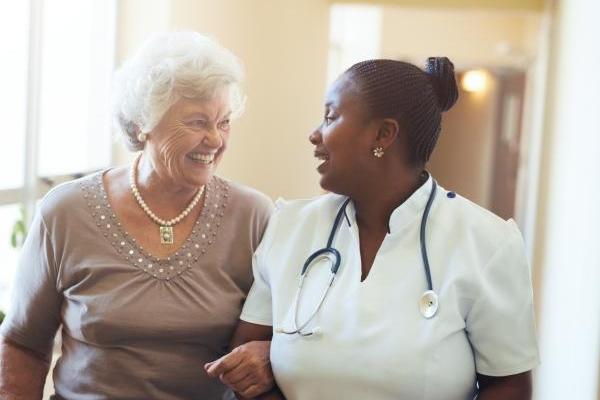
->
203, 126, 223, 147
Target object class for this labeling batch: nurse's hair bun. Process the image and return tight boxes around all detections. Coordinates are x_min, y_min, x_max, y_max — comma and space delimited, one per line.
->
425, 57, 459, 112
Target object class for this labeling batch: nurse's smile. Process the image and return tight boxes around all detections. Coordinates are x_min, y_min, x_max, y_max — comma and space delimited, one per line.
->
314, 150, 329, 172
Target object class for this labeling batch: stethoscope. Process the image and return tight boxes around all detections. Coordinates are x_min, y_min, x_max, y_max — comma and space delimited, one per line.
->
275, 179, 439, 337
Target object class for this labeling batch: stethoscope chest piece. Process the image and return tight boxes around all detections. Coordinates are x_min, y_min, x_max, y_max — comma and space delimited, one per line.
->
419, 290, 439, 319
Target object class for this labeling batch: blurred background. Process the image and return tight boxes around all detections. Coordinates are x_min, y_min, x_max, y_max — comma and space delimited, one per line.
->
0, 0, 598, 398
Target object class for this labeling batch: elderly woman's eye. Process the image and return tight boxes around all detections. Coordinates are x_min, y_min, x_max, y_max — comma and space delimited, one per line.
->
188, 120, 208, 129
218, 120, 231, 131
324, 115, 335, 125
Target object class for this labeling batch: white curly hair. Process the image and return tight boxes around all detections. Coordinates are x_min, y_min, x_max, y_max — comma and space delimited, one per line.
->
113, 31, 245, 151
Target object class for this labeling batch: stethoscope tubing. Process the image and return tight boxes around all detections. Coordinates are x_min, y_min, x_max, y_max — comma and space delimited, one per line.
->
420, 180, 437, 292
278, 178, 438, 336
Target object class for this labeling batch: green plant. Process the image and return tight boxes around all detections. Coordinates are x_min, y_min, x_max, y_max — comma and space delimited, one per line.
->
10, 206, 27, 249
3, 207, 27, 321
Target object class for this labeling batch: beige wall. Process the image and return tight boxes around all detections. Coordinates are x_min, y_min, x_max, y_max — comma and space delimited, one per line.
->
114, 0, 330, 200
380, 7, 541, 70
428, 76, 499, 207
379, 7, 541, 210
170, 0, 330, 200
112, 0, 171, 164
341, 0, 544, 12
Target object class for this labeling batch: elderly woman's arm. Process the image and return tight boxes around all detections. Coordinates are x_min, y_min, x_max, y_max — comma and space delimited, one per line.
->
476, 371, 532, 400
0, 336, 49, 400
206, 321, 283, 399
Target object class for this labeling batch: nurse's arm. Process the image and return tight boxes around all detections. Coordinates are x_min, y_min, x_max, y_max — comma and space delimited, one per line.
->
476, 371, 532, 400
206, 321, 283, 399
0, 336, 49, 399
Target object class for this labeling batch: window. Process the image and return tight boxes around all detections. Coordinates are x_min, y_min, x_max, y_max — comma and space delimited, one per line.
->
38, 0, 115, 177
0, 0, 116, 312
0, 1, 29, 192
328, 4, 382, 86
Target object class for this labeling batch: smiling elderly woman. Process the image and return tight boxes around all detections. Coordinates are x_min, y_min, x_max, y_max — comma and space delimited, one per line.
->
0, 32, 275, 399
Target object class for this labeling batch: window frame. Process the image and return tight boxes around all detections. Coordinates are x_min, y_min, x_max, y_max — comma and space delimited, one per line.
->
0, 0, 116, 223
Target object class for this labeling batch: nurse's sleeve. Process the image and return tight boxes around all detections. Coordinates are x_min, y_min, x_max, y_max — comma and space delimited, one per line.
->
466, 220, 540, 376
239, 234, 273, 326
0, 210, 62, 361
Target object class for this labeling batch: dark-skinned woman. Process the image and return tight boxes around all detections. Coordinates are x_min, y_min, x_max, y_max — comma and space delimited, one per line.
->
208, 57, 539, 400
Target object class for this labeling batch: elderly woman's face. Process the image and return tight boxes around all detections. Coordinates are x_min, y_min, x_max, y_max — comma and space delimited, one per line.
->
146, 88, 232, 188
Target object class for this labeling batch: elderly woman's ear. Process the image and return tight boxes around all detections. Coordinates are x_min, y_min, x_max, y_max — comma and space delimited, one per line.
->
134, 126, 148, 144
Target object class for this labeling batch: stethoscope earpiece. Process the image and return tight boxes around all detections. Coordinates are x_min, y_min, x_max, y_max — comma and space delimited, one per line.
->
311, 326, 323, 336
274, 326, 323, 336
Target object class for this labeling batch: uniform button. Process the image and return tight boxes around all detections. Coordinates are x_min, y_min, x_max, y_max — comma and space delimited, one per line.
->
447, 191, 456, 198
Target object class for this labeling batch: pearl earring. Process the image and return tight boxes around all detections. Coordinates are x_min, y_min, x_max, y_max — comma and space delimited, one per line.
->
373, 147, 384, 158
137, 132, 148, 142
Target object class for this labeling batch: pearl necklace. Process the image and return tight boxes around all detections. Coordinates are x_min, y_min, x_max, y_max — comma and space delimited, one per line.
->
130, 153, 205, 245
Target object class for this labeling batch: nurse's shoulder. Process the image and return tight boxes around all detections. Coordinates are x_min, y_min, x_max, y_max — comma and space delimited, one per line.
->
254, 193, 344, 261
436, 187, 523, 253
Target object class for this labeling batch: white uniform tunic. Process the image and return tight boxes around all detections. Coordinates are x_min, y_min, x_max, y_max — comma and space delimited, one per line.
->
240, 176, 539, 400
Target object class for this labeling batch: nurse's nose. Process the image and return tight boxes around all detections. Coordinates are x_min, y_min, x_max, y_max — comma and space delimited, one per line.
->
309, 126, 322, 145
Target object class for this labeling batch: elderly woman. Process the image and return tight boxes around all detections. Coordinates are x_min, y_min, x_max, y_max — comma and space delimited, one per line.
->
210, 58, 539, 400
0, 32, 274, 399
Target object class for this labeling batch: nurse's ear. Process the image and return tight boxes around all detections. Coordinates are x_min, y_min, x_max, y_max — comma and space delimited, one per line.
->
372, 117, 400, 157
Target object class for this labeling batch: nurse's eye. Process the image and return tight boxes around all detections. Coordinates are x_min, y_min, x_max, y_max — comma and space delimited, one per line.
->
217, 119, 231, 132
323, 115, 336, 126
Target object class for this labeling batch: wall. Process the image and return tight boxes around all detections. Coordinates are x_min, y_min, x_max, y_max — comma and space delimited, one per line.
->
340, 0, 544, 12
112, 0, 171, 166
428, 76, 499, 207
379, 7, 541, 70
379, 7, 541, 210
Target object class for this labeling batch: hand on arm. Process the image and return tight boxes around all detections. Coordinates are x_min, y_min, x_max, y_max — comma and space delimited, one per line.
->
205, 340, 273, 398
0, 336, 49, 400
476, 371, 532, 400
205, 321, 284, 399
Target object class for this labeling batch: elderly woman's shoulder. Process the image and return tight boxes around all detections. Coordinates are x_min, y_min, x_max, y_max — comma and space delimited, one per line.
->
215, 176, 274, 216
37, 172, 101, 220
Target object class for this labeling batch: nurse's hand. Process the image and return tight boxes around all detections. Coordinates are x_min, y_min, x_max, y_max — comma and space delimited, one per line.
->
476, 371, 532, 399
205, 340, 274, 398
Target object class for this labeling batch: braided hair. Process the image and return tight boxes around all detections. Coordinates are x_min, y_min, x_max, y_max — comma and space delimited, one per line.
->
345, 57, 458, 166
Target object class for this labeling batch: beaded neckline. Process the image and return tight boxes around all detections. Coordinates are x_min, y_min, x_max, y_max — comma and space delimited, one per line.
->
80, 171, 229, 281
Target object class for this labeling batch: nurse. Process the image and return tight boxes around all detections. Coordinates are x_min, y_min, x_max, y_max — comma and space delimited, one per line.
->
209, 57, 539, 399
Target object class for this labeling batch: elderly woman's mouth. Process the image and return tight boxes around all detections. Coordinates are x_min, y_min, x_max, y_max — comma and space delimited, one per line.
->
187, 152, 215, 164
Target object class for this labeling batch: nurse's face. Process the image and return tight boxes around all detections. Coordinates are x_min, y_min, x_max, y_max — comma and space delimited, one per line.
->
309, 75, 378, 195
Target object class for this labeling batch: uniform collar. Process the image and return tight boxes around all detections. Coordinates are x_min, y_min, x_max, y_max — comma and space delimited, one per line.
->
344, 173, 435, 235
388, 173, 435, 234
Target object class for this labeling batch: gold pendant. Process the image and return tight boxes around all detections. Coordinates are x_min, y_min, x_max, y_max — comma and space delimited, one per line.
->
160, 226, 174, 245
